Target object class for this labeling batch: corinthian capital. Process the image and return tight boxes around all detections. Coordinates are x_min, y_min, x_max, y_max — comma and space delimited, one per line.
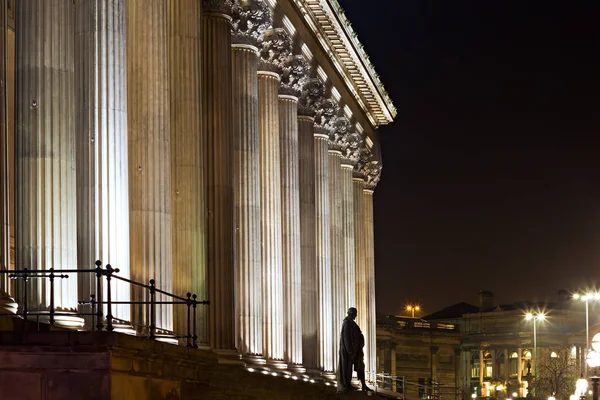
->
203, 0, 233, 15
343, 131, 363, 167
259, 28, 292, 73
314, 98, 340, 135
328, 117, 353, 152
280, 55, 310, 97
363, 160, 382, 190
298, 79, 325, 117
231, 0, 272, 46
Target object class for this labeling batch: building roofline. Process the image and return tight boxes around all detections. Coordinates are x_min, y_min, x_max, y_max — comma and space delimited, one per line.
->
293, 0, 397, 127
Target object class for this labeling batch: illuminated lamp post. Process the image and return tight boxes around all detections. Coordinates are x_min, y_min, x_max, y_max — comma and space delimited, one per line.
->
525, 312, 546, 378
577, 376, 589, 400
573, 292, 600, 373
406, 304, 420, 318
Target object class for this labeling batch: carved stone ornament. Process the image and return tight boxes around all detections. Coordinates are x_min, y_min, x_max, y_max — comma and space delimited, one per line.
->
343, 131, 363, 166
353, 145, 371, 179
231, 0, 272, 46
328, 117, 353, 152
280, 55, 310, 97
363, 160, 382, 189
298, 79, 325, 117
203, 0, 233, 15
314, 98, 340, 133
259, 28, 292, 73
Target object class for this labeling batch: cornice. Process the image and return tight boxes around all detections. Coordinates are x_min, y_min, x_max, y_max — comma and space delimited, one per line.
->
291, 0, 396, 127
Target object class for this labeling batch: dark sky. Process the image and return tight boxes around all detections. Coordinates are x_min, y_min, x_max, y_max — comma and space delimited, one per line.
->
337, 0, 600, 316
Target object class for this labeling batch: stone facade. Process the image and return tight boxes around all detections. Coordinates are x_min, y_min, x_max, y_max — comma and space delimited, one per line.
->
0, 0, 396, 384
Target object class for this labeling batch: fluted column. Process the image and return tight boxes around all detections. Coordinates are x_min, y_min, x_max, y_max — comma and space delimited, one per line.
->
258, 70, 285, 367
314, 131, 333, 373
279, 94, 303, 369
363, 187, 376, 375
341, 162, 356, 310
202, 2, 236, 353
328, 148, 344, 370
353, 175, 367, 342
0, 0, 15, 314
75, 0, 130, 326
168, 0, 206, 343
232, 42, 261, 358
16, 0, 79, 319
298, 115, 317, 371
127, 0, 172, 332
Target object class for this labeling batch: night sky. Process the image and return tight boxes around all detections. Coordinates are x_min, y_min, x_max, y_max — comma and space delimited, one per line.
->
337, 0, 600, 315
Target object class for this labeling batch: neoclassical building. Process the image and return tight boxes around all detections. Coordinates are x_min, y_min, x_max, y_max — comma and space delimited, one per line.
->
0, 0, 395, 380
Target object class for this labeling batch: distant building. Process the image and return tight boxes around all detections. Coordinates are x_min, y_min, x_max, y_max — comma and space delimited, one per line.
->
376, 291, 589, 400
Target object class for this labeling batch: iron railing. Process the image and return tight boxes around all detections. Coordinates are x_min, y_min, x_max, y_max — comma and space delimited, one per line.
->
0, 260, 209, 347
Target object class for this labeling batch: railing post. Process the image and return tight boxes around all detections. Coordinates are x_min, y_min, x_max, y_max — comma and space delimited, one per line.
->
192, 294, 198, 348
186, 292, 192, 347
22, 268, 28, 325
49, 268, 55, 326
149, 279, 156, 340
105, 264, 119, 332
90, 294, 96, 330
95, 260, 104, 331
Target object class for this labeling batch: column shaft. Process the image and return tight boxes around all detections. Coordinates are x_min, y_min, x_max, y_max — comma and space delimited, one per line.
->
127, 0, 172, 331
353, 178, 367, 357
279, 95, 302, 367
16, 0, 78, 311
329, 149, 344, 370
363, 188, 376, 375
232, 44, 261, 356
299, 116, 317, 371
341, 164, 356, 310
75, 0, 130, 323
168, 0, 206, 343
0, 0, 8, 298
202, 10, 235, 352
315, 133, 333, 372
258, 71, 284, 365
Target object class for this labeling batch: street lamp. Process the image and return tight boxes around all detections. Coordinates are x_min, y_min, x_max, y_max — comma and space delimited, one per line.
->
577, 376, 589, 400
406, 304, 420, 318
573, 292, 600, 373
525, 312, 546, 378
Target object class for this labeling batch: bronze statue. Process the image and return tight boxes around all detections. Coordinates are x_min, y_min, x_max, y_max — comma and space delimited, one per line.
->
336, 307, 372, 393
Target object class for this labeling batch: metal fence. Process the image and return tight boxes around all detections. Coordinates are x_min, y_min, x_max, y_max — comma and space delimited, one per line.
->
0, 260, 209, 347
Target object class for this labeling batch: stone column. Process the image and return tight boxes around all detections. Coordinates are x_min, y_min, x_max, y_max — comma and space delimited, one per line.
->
75, 0, 130, 327
0, 0, 15, 315
16, 0, 80, 323
202, 0, 236, 354
258, 28, 291, 368
328, 147, 343, 370
362, 158, 381, 377
127, 0, 172, 333
279, 93, 303, 369
353, 174, 367, 345
341, 162, 356, 310
279, 55, 309, 371
230, 0, 270, 361
258, 70, 284, 367
314, 130, 333, 374
298, 79, 325, 373
168, 0, 206, 343
298, 114, 317, 371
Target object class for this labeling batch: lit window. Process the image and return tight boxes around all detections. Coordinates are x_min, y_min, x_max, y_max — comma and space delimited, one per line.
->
551, 351, 558, 358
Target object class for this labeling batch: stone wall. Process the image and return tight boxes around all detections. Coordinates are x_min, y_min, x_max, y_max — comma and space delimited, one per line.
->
0, 331, 342, 400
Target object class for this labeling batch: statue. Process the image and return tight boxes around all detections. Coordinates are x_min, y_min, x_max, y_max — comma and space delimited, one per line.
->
337, 307, 372, 393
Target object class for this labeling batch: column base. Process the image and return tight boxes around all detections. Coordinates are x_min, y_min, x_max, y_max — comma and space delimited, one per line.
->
213, 349, 244, 365
243, 354, 267, 369
321, 371, 336, 382
0, 292, 18, 315
287, 363, 306, 374
266, 358, 288, 370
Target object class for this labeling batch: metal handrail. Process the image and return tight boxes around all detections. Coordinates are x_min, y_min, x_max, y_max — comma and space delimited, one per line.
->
0, 260, 209, 348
